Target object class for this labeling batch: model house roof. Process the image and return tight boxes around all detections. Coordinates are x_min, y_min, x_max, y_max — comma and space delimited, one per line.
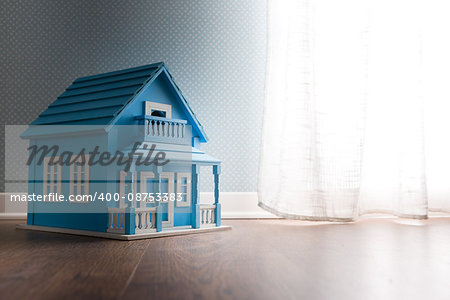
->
28, 62, 208, 142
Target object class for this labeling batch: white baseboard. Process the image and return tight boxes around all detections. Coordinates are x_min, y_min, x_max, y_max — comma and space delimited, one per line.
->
0, 192, 277, 219
200, 192, 278, 219
0, 193, 28, 219
0, 213, 27, 219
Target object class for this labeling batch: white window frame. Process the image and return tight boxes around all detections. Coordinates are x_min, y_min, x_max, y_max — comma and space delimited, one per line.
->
119, 171, 138, 207
43, 156, 62, 200
145, 101, 172, 118
176, 172, 191, 207
69, 155, 90, 203
139, 171, 155, 207
160, 172, 175, 227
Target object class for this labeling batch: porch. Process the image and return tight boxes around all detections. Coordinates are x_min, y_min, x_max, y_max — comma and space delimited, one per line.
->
107, 203, 219, 235
106, 163, 222, 235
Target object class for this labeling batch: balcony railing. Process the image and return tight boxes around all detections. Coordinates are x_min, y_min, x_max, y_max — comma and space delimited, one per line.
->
135, 115, 189, 144
200, 204, 216, 228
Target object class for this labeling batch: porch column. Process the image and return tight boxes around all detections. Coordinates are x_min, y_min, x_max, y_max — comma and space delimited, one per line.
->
213, 165, 221, 227
192, 164, 201, 229
155, 166, 163, 232
125, 163, 136, 235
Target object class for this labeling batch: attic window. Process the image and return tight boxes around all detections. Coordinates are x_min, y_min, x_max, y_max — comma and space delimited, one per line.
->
151, 110, 166, 118
145, 101, 172, 119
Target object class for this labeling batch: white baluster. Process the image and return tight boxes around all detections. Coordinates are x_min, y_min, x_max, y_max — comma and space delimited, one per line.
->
152, 212, 155, 228
144, 212, 148, 229
135, 213, 139, 230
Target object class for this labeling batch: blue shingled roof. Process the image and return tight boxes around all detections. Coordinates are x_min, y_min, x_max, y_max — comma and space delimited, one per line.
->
29, 62, 208, 142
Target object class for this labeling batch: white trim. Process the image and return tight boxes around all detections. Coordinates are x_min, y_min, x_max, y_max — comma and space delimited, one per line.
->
42, 156, 62, 199
132, 172, 137, 205
200, 192, 279, 219
69, 155, 90, 203
160, 172, 175, 227
0, 213, 27, 219
145, 101, 172, 118
0, 193, 28, 215
119, 171, 127, 208
176, 172, 191, 207
139, 171, 155, 208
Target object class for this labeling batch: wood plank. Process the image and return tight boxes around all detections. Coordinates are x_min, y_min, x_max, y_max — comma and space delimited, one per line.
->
0, 220, 150, 299
122, 218, 450, 300
1, 218, 450, 299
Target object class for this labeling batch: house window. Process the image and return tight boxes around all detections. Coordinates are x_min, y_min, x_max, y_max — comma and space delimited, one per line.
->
43, 156, 62, 199
120, 171, 137, 207
176, 172, 191, 207
145, 101, 172, 119
69, 155, 90, 203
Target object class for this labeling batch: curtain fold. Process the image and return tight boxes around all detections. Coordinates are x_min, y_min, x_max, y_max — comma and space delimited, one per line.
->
258, 0, 450, 220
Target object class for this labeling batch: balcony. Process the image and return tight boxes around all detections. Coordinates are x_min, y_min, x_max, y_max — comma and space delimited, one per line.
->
135, 115, 190, 145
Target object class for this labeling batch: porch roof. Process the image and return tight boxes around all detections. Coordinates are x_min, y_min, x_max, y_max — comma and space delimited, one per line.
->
121, 142, 221, 165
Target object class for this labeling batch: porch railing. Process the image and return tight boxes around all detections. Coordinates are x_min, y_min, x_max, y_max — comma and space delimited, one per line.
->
135, 207, 157, 233
107, 207, 126, 234
107, 206, 157, 234
107, 204, 217, 233
200, 204, 216, 228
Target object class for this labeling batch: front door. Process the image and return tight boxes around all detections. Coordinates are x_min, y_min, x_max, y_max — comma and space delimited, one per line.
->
160, 172, 174, 228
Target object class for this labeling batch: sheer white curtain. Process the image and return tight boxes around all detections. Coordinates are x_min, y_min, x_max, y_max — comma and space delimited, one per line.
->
258, 0, 450, 220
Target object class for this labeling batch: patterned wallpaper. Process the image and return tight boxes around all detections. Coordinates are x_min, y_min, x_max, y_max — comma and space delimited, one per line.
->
1, 0, 267, 192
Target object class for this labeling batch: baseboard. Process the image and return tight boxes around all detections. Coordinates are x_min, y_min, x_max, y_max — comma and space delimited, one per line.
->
0, 193, 28, 219
0, 213, 27, 219
0, 192, 277, 219
200, 192, 278, 219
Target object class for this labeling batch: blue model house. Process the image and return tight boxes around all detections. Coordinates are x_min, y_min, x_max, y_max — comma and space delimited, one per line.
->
21, 62, 225, 239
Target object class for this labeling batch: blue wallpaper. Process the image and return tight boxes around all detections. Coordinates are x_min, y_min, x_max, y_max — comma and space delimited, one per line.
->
1, 0, 267, 192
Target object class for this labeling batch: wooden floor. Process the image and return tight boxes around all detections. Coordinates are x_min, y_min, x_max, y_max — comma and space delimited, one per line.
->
1, 218, 450, 300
